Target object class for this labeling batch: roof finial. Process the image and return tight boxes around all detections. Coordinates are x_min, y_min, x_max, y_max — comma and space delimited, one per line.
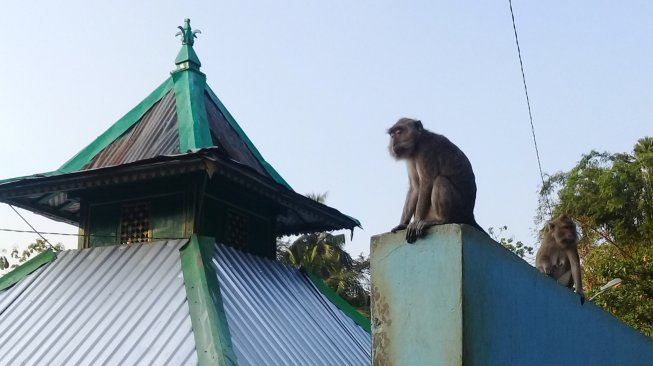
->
173, 19, 203, 72
176, 18, 201, 46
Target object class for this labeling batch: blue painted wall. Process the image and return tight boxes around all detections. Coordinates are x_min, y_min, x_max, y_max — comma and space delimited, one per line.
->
461, 226, 653, 366
371, 225, 653, 366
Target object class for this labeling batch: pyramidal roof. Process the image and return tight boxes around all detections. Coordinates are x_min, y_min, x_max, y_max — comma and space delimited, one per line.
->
58, 19, 289, 189
0, 20, 360, 234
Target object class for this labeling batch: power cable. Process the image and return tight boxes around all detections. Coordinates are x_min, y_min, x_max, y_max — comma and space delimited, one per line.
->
0, 226, 190, 241
8, 205, 56, 250
508, 0, 553, 216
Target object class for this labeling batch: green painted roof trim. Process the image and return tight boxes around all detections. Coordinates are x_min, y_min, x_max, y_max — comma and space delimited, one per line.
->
205, 86, 292, 190
173, 70, 214, 152
0, 170, 60, 185
180, 235, 237, 366
306, 271, 371, 333
175, 44, 202, 68
0, 249, 56, 292
58, 78, 174, 173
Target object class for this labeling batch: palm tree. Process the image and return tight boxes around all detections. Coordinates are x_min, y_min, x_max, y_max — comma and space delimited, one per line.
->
277, 193, 370, 313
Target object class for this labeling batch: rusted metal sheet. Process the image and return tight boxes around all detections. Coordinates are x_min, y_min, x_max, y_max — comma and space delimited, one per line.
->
204, 92, 269, 177
84, 88, 270, 180
84, 90, 180, 170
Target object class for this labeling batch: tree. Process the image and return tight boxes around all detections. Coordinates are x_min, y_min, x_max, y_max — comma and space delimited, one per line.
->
277, 193, 370, 315
538, 137, 653, 337
0, 238, 65, 275
488, 226, 533, 260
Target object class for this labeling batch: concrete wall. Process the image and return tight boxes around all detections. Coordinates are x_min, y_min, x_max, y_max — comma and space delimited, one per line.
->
371, 227, 463, 366
371, 224, 653, 366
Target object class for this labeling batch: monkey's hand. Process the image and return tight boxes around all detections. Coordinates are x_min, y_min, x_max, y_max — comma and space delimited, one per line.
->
405, 221, 432, 244
538, 263, 553, 276
390, 224, 407, 233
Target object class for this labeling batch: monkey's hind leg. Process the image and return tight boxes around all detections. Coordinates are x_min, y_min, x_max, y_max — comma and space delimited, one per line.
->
430, 176, 468, 223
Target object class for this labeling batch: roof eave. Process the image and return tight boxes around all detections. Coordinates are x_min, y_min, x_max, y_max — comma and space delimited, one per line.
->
0, 150, 361, 234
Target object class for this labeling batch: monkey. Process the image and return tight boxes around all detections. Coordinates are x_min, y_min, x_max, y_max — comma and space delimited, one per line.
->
535, 214, 585, 303
388, 118, 484, 243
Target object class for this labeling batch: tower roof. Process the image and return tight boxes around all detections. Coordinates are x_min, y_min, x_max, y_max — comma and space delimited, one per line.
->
59, 19, 288, 187
0, 20, 360, 235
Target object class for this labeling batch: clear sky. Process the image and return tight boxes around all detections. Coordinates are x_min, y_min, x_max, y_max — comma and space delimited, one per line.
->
0, 1, 651, 260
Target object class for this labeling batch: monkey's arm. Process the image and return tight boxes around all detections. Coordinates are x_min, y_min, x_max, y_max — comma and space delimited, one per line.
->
391, 185, 417, 233
536, 257, 554, 276
392, 163, 419, 233
405, 177, 433, 243
413, 180, 432, 222
566, 248, 585, 303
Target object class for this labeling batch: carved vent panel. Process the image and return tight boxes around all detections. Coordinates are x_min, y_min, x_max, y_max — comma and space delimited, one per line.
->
226, 209, 248, 249
120, 202, 152, 244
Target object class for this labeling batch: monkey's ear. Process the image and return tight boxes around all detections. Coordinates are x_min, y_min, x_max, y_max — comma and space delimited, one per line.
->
414, 120, 423, 130
547, 222, 555, 231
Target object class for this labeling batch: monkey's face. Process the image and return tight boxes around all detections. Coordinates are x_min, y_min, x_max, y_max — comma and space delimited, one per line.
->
388, 118, 421, 159
550, 216, 578, 246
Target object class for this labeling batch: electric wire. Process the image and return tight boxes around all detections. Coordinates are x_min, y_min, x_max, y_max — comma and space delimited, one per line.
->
508, 0, 553, 216
0, 228, 84, 237
0, 227, 190, 241
8, 205, 56, 250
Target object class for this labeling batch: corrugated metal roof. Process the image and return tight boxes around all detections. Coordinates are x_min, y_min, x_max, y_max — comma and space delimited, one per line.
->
212, 243, 372, 366
204, 92, 268, 177
0, 240, 197, 366
84, 89, 180, 170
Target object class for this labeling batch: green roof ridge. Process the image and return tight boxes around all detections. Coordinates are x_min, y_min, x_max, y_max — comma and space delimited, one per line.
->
0, 249, 56, 292
171, 18, 213, 152
172, 68, 213, 152
58, 78, 174, 173
180, 235, 237, 366
205, 86, 292, 190
305, 270, 371, 333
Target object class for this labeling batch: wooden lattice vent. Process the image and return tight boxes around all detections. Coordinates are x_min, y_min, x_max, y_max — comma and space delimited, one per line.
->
120, 202, 152, 244
226, 209, 248, 249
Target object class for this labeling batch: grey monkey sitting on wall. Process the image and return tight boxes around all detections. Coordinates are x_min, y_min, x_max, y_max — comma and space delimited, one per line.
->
536, 214, 585, 304
388, 118, 484, 243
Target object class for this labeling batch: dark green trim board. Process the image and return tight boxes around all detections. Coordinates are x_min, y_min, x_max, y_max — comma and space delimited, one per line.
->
58, 78, 174, 173
0, 249, 56, 291
180, 235, 237, 366
306, 271, 372, 333
205, 86, 292, 190
0, 170, 60, 185
173, 70, 213, 152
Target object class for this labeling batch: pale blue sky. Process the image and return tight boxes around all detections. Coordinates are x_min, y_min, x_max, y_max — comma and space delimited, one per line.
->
0, 1, 651, 259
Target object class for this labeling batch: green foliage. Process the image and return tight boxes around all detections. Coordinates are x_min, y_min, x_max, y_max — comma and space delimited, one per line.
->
0, 239, 64, 272
277, 192, 370, 315
538, 137, 653, 337
488, 226, 533, 259
277, 232, 370, 312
